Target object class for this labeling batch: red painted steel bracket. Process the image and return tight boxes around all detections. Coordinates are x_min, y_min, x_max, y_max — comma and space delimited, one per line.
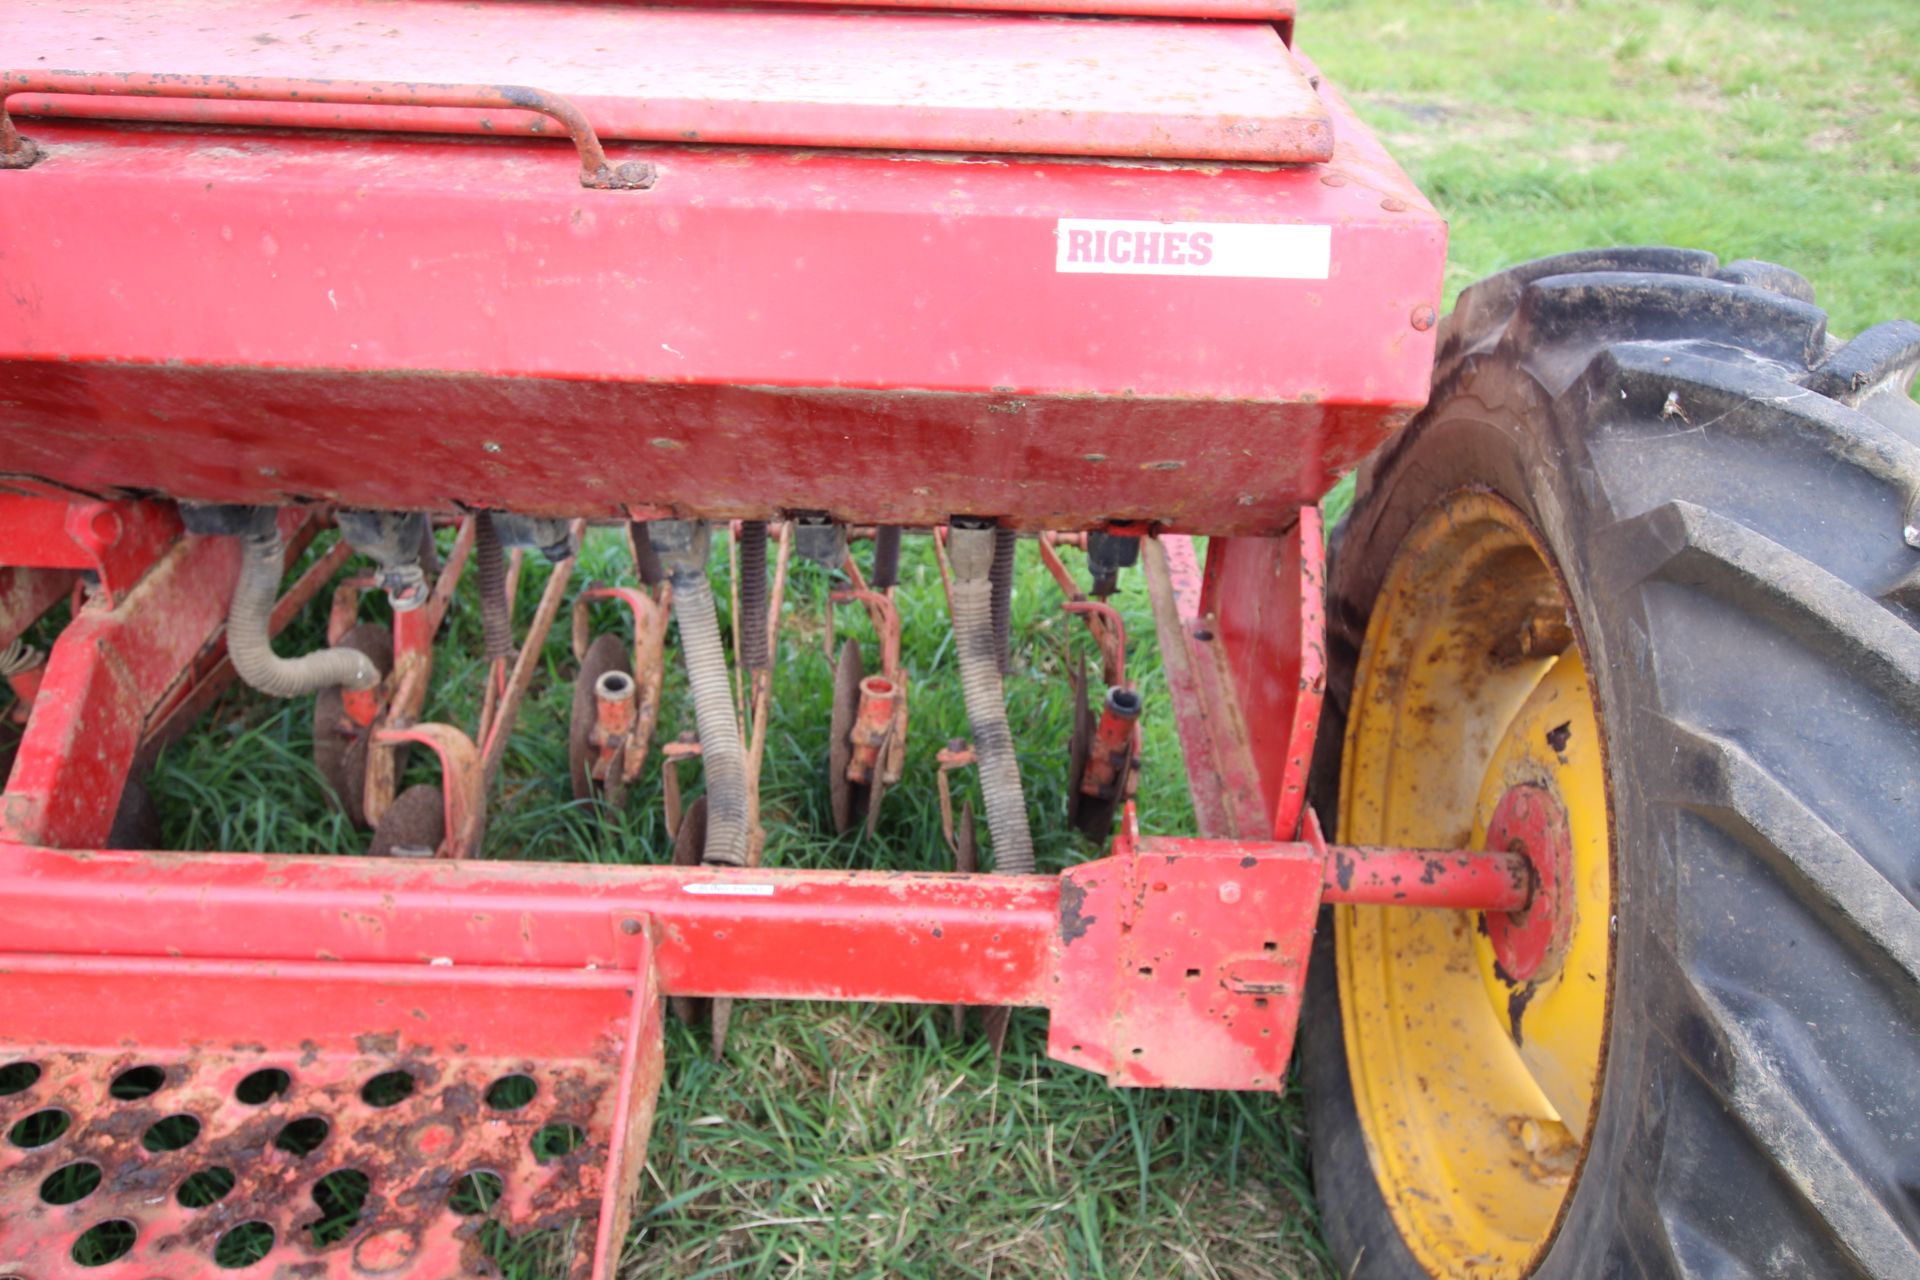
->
0, 494, 182, 607
0, 503, 326, 848
1049, 833, 1324, 1090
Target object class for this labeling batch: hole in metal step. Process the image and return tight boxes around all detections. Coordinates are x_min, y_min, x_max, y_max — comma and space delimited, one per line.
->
235, 1068, 291, 1106
71, 1220, 137, 1267
142, 1114, 202, 1153
178, 1166, 237, 1208
449, 1170, 505, 1216
274, 1116, 330, 1157
214, 1221, 274, 1269
110, 1065, 167, 1100
531, 1123, 587, 1164
311, 1169, 371, 1247
0, 1061, 39, 1096
485, 1074, 537, 1111
359, 1070, 415, 1109
40, 1161, 102, 1206
10, 1108, 71, 1148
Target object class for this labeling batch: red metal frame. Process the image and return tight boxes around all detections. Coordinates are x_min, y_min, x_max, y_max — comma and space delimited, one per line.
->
0, 3, 1465, 1268
0, 827, 1521, 1275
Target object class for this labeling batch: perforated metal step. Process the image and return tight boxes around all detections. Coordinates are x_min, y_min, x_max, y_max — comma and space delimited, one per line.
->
0, 951, 662, 1279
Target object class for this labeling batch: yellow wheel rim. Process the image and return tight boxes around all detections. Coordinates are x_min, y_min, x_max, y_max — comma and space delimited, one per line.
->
1337, 492, 1612, 1278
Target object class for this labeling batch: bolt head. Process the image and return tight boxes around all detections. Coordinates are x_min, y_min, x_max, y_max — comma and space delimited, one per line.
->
1218, 881, 1242, 904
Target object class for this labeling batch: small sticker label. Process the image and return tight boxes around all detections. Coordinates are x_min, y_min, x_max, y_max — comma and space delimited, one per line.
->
682, 882, 776, 897
1054, 219, 1331, 280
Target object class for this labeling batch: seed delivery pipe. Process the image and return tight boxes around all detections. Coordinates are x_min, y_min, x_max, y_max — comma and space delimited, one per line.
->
989, 526, 1015, 675
474, 511, 513, 662
737, 520, 770, 672
650, 520, 750, 867
948, 522, 1034, 874
230, 526, 380, 699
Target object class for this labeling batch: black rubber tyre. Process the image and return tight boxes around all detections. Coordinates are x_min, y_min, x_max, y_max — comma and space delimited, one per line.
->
1305, 249, 1920, 1277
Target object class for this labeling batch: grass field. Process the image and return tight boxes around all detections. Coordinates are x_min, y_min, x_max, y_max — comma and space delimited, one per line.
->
138, 2, 1918, 1276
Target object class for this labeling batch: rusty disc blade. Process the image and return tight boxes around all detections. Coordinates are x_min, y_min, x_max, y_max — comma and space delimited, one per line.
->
369, 783, 444, 858
949, 800, 977, 1039
828, 638, 865, 835
106, 777, 161, 851
1066, 650, 1092, 831
669, 796, 712, 1026
312, 621, 393, 828
569, 632, 631, 802
671, 793, 709, 867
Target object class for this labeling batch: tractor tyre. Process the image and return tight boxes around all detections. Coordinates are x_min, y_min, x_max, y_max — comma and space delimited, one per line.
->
1302, 248, 1920, 1278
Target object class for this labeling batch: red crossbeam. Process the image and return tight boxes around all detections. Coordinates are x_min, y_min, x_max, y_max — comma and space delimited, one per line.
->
0, 834, 1528, 1077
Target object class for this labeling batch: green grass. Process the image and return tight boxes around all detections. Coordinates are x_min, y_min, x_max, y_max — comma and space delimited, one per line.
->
1308, 0, 1919, 331
133, 3, 1918, 1274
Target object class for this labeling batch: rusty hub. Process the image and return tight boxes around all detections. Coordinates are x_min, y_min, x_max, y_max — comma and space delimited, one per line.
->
1482, 784, 1571, 984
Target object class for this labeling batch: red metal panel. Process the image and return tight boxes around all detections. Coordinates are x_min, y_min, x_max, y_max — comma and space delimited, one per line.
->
1198, 509, 1327, 838
8, 0, 1331, 164
0, 80, 1442, 531
1149, 514, 1326, 838
1049, 839, 1322, 1089
1145, 533, 1270, 837
725, 0, 1294, 16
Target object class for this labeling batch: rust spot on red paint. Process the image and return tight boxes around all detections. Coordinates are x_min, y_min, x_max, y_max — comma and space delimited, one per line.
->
1058, 877, 1096, 946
